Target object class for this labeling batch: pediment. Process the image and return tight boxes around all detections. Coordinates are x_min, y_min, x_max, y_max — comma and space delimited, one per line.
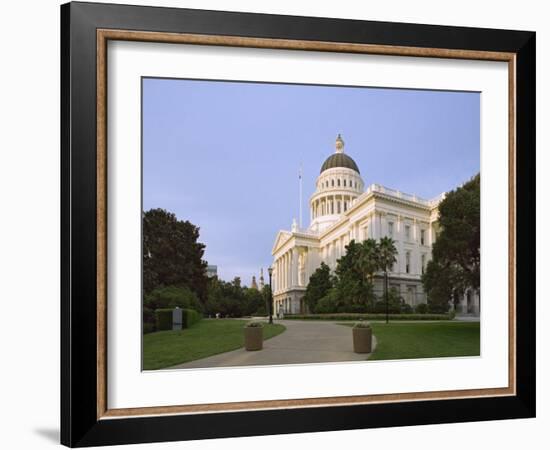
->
272, 230, 292, 254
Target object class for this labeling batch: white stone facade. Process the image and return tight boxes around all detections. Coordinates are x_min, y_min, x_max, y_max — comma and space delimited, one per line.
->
271, 135, 476, 315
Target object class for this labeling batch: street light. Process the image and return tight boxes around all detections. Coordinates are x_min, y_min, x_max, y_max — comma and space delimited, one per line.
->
267, 266, 273, 324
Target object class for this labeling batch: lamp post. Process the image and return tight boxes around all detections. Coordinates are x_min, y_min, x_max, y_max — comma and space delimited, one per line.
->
267, 267, 273, 324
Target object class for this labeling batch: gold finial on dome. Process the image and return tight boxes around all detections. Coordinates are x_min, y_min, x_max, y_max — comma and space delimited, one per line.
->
335, 134, 344, 153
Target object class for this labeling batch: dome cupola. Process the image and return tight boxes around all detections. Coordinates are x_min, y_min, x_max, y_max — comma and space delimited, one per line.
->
308, 134, 365, 233
320, 134, 360, 174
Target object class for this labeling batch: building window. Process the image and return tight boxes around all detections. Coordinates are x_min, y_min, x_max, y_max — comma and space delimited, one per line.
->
343, 179, 347, 187
337, 179, 341, 187
388, 221, 394, 237
405, 225, 411, 240
421, 229, 425, 245
421, 254, 426, 274
406, 251, 411, 274
343, 201, 347, 212
331, 179, 334, 187
337, 201, 341, 214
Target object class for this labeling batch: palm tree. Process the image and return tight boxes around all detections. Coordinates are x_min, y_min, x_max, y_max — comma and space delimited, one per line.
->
354, 239, 380, 308
378, 237, 398, 323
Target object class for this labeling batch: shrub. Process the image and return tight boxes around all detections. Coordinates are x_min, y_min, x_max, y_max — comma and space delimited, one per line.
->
373, 300, 402, 314
143, 323, 155, 334
143, 306, 155, 331
284, 313, 452, 321
145, 285, 203, 312
315, 289, 340, 313
155, 308, 173, 331
400, 303, 413, 314
428, 298, 450, 314
415, 303, 428, 314
337, 302, 368, 313
182, 308, 202, 328
154, 308, 201, 331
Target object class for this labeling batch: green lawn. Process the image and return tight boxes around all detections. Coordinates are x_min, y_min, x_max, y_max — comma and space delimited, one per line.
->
341, 321, 480, 361
143, 319, 286, 370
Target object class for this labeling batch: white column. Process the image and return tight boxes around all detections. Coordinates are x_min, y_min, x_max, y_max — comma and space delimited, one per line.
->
277, 257, 281, 292
283, 252, 287, 290
276, 259, 280, 292
274, 259, 277, 293
281, 254, 286, 290
291, 248, 298, 287
288, 249, 294, 288
289, 250, 294, 287
397, 215, 403, 273
284, 253, 288, 290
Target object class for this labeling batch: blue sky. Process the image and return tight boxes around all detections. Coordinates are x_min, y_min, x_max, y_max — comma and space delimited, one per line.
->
142, 78, 479, 284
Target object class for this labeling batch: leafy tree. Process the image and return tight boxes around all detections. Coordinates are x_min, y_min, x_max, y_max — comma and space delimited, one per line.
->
378, 237, 398, 322
333, 239, 380, 311
144, 285, 202, 312
303, 262, 333, 313
142, 285, 202, 331
422, 174, 480, 312
315, 288, 340, 313
422, 261, 454, 313
260, 284, 272, 317
143, 208, 208, 300
373, 287, 402, 313
204, 276, 265, 317
244, 287, 264, 316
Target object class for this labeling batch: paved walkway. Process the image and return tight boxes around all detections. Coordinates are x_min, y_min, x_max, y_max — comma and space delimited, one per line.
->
454, 315, 481, 322
169, 320, 376, 369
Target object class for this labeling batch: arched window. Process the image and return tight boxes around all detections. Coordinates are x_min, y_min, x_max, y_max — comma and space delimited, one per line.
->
337, 179, 341, 187
343, 179, 347, 187
331, 179, 334, 187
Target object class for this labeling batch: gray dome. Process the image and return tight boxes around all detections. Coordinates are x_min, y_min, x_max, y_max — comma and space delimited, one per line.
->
320, 153, 360, 174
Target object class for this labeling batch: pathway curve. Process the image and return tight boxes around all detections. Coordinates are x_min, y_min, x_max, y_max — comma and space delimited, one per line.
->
169, 320, 376, 369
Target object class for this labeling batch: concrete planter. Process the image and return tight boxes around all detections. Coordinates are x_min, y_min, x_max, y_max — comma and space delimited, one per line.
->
244, 326, 263, 351
352, 326, 372, 353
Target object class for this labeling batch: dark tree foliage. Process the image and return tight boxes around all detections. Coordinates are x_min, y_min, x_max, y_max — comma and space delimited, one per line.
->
259, 284, 271, 316
204, 276, 265, 317
143, 208, 208, 301
303, 262, 333, 313
333, 239, 391, 311
144, 285, 203, 312
423, 174, 480, 312
307, 239, 398, 313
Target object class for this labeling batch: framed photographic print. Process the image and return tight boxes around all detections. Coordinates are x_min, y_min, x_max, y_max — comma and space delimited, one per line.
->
61, 1, 536, 447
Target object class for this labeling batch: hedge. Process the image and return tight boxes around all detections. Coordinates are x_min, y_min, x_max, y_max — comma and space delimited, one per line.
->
182, 308, 202, 328
155, 308, 174, 331
284, 313, 452, 321
154, 308, 202, 331
143, 323, 155, 334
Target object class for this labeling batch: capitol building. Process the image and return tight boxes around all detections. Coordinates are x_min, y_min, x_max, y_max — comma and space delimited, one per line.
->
271, 135, 479, 316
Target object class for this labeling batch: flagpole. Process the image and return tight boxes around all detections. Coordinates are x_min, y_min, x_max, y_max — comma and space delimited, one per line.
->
299, 164, 303, 229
